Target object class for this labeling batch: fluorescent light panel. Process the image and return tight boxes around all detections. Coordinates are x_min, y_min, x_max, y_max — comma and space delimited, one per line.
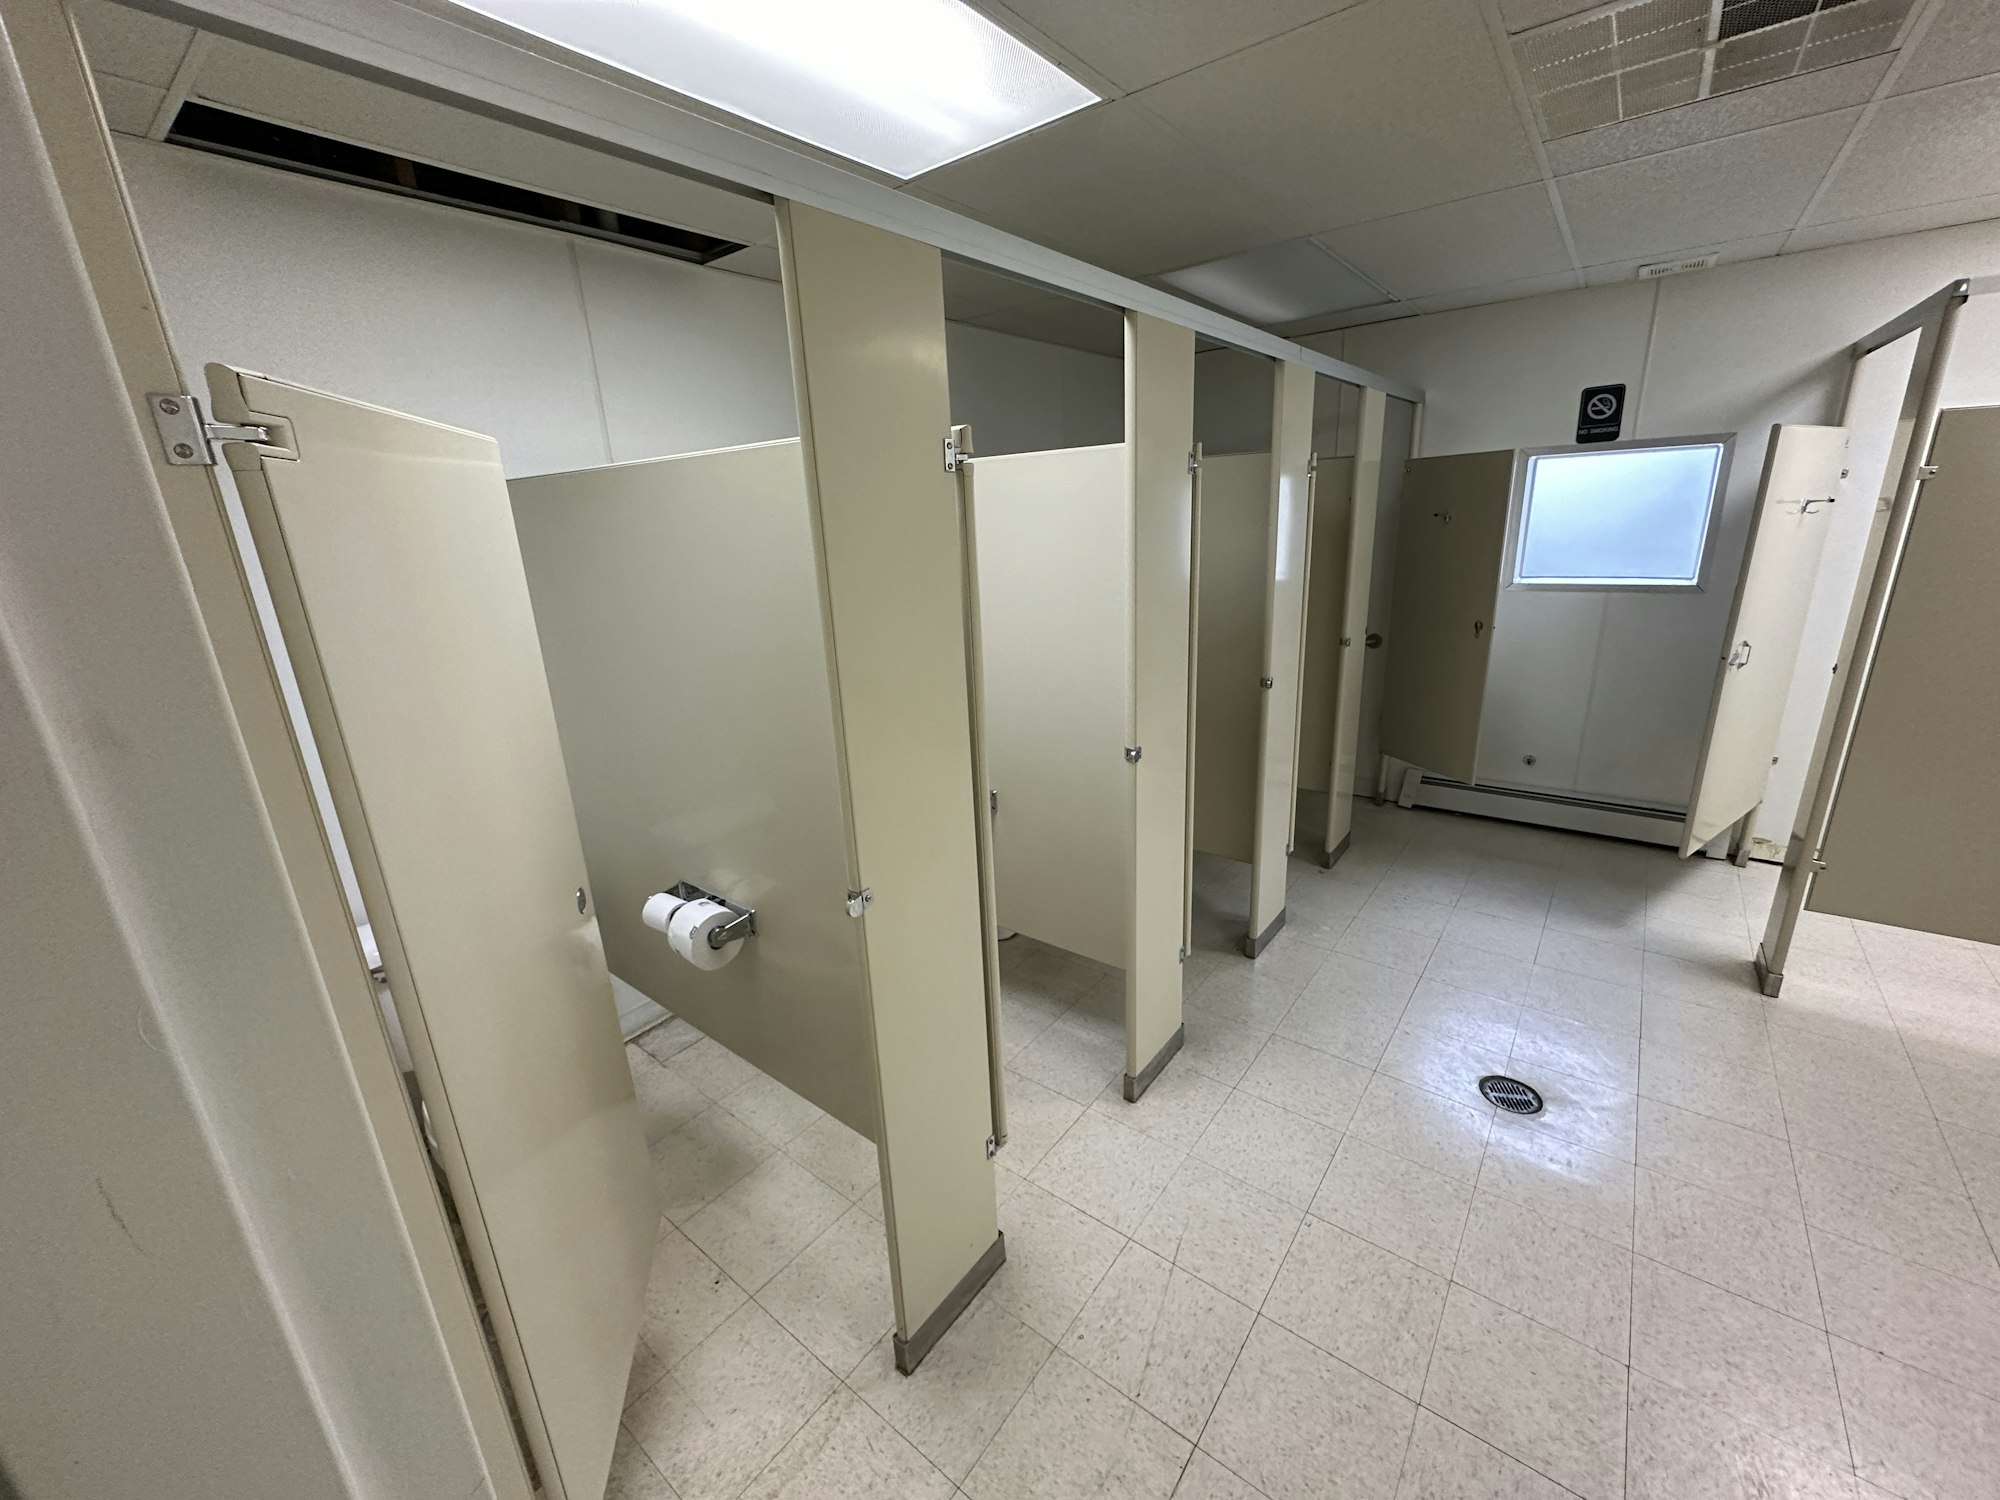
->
443, 0, 1098, 179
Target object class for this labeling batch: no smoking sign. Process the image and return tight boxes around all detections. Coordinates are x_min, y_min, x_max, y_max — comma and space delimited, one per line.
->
1576, 383, 1625, 444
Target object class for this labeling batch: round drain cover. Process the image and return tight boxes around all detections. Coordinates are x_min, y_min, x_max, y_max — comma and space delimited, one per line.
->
1478, 1075, 1544, 1115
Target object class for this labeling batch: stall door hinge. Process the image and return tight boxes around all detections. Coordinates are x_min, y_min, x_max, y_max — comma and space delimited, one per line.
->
147, 392, 275, 466
1919, 463, 1940, 479
944, 423, 974, 473
1124, 746, 1142, 763
989, 788, 998, 814
845, 887, 873, 918
984, 1135, 998, 1160
1187, 449, 1201, 473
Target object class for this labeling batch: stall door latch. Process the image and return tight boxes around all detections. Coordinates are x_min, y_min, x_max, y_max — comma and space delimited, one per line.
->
146, 392, 277, 466
845, 887, 873, 919
1124, 746, 1143, 763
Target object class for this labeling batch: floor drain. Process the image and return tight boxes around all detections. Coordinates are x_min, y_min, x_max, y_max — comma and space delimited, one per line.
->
1479, 1075, 1544, 1115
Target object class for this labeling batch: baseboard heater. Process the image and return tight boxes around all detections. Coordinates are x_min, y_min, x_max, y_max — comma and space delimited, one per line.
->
1400, 776, 1688, 848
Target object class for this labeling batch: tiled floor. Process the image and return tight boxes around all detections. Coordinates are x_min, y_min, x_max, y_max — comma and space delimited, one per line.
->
609, 800, 2000, 1500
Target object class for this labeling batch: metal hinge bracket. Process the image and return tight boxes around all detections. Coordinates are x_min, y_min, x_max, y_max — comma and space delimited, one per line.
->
1124, 746, 1142, 763
984, 1135, 998, 1160
944, 423, 974, 474
1187, 449, 1201, 473
1260, 676, 1275, 689
147, 392, 274, 466
845, 887, 873, 919
1919, 463, 1940, 478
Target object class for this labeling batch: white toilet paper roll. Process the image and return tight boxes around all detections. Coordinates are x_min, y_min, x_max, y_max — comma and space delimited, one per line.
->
641, 891, 685, 934
667, 898, 739, 971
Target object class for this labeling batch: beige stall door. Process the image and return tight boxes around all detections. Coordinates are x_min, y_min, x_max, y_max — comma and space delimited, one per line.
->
971, 445, 1132, 968
209, 367, 653, 1500
1193, 452, 1273, 861
510, 441, 876, 1135
1681, 424, 1847, 856
1378, 451, 1513, 784
1326, 390, 1388, 856
1811, 404, 2000, 943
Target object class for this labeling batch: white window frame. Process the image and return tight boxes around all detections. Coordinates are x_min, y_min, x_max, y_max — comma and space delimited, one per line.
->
1506, 433, 1735, 593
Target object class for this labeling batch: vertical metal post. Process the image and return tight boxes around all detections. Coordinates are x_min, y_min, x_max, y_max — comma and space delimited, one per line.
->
1757, 291, 1968, 995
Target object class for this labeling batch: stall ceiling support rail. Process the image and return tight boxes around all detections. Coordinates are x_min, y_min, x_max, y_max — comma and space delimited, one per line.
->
133, 0, 1423, 403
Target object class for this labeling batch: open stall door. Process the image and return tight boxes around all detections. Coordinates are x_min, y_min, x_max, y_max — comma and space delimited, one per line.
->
1810, 404, 2000, 943
1192, 452, 1272, 862
208, 367, 654, 1500
1378, 451, 1513, 783
511, 441, 876, 1135
1681, 424, 1847, 857
970, 444, 1132, 969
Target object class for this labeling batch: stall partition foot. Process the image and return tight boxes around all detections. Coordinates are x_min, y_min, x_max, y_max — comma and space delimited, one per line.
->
1753, 945, 1784, 998
1320, 832, 1351, 870
893, 1231, 1005, 1376
1123, 1024, 1185, 1103
1242, 909, 1286, 959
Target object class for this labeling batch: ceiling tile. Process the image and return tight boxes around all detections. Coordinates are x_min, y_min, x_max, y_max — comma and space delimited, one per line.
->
908, 98, 1306, 275
992, 0, 1367, 92
1544, 53, 1891, 174
93, 70, 166, 135
1135, 0, 1542, 230
1159, 237, 1384, 323
1556, 107, 1861, 264
1406, 267, 1582, 313
1808, 73, 2000, 223
942, 259, 1058, 320
1580, 230, 1790, 284
969, 295, 1126, 357
1785, 188, 2000, 250
1319, 184, 1573, 298
72, 0, 193, 87
1498, 0, 1606, 30
1892, 0, 2000, 95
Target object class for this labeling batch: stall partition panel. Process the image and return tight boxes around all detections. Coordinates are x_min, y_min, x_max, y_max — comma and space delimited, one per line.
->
1293, 457, 1360, 802
1192, 452, 1272, 863
970, 444, 1132, 969
510, 440, 875, 1135
207, 367, 653, 1500
1680, 425, 1847, 857
1378, 450, 1514, 784
1810, 404, 2000, 943
1327, 389, 1389, 857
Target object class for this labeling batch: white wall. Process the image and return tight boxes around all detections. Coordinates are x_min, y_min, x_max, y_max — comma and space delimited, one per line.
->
948, 322, 1122, 455
1314, 220, 2000, 844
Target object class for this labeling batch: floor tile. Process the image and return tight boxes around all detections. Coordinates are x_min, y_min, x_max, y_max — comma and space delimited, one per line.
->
607, 1422, 681, 1500
1509, 1068, 1639, 1160
1032, 1110, 1186, 1235
635, 1015, 703, 1065
1394, 1406, 1574, 1500
1336, 917, 1440, 976
1630, 1258, 1846, 1462
1637, 1095, 1802, 1219
665, 1036, 765, 1104
1834, 1336, 2000, 1500
1279, 955, 1420, 1068
1813, 1227, 2000, 1402
1202, 1318, 1416, 1500
992, 1068, 1085, 1175
1173, 1451, 1266, 1500
1237, 1035, 1373, 1133
1424, 941, 1535, 1006
1092, 1064, 1233, 1152
782, 1113, 879, 1204
1626, 1370, 1862, 1500
1264, 1214, 1447, 1397
964, 1348, 1191, 1500
1537, 928, 1644, 990
1377, 1024, 1511, 1112
1400, 976, 1523, 1052
624, 1302, 836, 1500
847, 1295, 1051, 1484
1453, 1189, 1632, 1360
1060, 1241, 1255, 1439
629, 1045, 710, 1143
1914, 1056, 2000, 1134
741, 1388, 953, 1500
755, 1205, 892, 1377
1771, 1027, 1931, 1117
1346, 1071, 1493, 1183
1634, 1167, 1822, 1324
639, 1223, 749, 1367
1642, 950, 1765, 1017
1190, 1092, 1338, 1209
1521, 965, 1642, 1036
1180, 1002, 1273, 1087
1133, 1157, 1304, 1308
1013, 1014, 1127, 1104
721, 1073, 826, 1147
1357, 888, 1455, 941
1782, 1091, 1963, 1194
652, 1104, 776, 1224
1422, 1286, 1627, 1500
681, 1154, 849, 1294
1943, 1121, 2000, 1218
1313, 1137, 1474, 1278
1441, 908, 1546, 963
1545, 896, 1647, 951
1193, 956, 1319, 1032
1642, 994, 1771, 1070
986, 1179, 1126, 1343
626, 1338, 668, 1411
1639, 1040, 1788, 1139
1794, 1146, 2000, 1290
1511, 1007, 1638, 1090
1478, 1117, 1634, 1247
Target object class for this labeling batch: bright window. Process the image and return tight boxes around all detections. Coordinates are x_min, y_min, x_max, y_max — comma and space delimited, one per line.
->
1513, 441, 1727, 589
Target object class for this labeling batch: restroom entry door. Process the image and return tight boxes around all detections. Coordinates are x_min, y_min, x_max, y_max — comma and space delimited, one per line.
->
1681, 424, 1847, 857
208, 366, 654, 1500
1378, 451, 1514, 784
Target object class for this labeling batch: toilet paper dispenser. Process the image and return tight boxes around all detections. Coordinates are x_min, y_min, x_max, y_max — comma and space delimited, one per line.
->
645, 880, 757, 951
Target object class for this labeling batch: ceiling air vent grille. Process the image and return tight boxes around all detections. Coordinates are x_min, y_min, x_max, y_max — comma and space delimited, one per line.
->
1637, 253, 1719, 278
1513, 0, 1915, 140
165, 102, 748, 265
